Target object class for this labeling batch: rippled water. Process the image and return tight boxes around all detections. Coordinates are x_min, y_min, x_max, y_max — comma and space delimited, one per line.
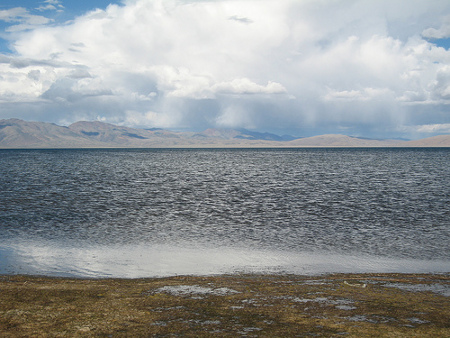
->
0, 148, 449, 277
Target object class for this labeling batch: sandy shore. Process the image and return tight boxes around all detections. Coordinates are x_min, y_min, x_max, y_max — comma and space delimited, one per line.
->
0, 273, 448, 337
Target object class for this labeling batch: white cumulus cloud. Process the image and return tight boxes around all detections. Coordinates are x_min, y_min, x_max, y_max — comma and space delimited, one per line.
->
0, 7, 52, 32
0, 0, 449, 139
422, 16, 450, 39
212, 78, 286, 95
416, 123, 450, 133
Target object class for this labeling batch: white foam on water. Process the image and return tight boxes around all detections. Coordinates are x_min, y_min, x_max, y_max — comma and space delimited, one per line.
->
1, 241, 449, 278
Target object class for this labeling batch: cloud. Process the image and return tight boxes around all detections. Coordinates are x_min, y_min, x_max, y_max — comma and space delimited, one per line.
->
27, 69, 41, 81
415, 123, 450, 133
40, 77, 114, 103
212, 78, 286, 95
36, 0, 65, 12
228, 15, 253, 24
0, 7, 52, 32
0, 0, 449, 139
432, 66, 450, 99
324, 87, 394, 102
150, 66, 214, 99
422, 16, 450, 39
122, 109, 177, 128
216, 104, 255, 129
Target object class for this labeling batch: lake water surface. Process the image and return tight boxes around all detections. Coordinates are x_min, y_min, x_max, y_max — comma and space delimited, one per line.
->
0, 148, 449, 277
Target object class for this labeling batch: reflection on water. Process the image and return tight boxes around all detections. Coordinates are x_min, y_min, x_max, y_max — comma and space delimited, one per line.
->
1, 240, 449, 278
0, 148, 449, 277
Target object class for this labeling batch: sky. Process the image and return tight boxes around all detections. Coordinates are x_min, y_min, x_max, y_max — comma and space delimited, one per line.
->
0, 0, 450, 139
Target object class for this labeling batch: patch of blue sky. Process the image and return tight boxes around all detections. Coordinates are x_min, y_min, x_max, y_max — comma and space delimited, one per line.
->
0, 38, 10, 54
0, 0, 38, 10
1, 1, 122, 21
0, 0, 120, 13
0, 21, 13, 53
429, 37, 450, 50
52, 0, 123, 21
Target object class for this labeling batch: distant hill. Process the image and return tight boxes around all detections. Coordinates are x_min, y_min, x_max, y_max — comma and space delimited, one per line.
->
191, 128, 295, 141
0, 119, 183, 148
0, 119, 100, 148
0, 119, 449, 148
399, 134, 450, 147
286, 134, 400, 147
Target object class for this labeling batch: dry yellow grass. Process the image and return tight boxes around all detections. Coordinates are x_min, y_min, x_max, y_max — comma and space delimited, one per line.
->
0, 273, 449, 337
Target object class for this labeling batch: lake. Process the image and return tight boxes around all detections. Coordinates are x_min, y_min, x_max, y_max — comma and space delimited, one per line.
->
0, 148, 449, 277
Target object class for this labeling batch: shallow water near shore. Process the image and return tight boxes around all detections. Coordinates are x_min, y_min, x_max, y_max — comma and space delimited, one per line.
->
1, 241, 449, 278
0, 148, 449, 277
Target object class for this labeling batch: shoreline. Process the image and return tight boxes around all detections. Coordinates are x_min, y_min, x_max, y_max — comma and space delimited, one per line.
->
1, 271, 450, 280
1, 272, 448, 336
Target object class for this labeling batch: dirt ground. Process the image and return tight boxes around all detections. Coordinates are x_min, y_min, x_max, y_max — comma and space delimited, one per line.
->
0, 273, 449, 337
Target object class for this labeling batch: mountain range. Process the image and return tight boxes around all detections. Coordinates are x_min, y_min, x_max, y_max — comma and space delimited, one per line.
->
0, 118, 449, 148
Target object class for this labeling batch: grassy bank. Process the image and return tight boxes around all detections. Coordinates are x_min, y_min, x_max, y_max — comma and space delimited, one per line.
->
0, 273, 449, 337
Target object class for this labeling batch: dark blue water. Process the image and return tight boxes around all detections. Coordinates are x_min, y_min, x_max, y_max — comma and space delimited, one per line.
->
0, 148, 449, 277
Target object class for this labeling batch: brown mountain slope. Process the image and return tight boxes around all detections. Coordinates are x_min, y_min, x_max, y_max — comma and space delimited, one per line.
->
0, 119, 100, 148
0, 119, 182, 148
68, 121, 155, 144
399, 134, 450, 147
1, 119, 449, 148
286, 134, 399, 147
